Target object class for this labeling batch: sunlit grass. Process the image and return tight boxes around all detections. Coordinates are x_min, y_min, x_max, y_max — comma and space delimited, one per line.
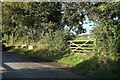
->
73, 37, 93, 40
57, 54, 92, 65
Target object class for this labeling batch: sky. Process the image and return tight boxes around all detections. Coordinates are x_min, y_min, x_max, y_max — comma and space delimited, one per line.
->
82, 16, 95, 34
65, 15, 96, 35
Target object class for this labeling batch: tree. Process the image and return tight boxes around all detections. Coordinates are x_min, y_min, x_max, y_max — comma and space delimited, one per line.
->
85, 2, 120, 55
62, 2, 86, 35
2, 2, 28, 44
2, 2, 87, 45
25, 2, 62, 40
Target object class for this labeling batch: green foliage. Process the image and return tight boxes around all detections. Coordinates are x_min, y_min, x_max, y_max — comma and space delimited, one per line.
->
71, 2, 120, 77
10, 2, 120, 78
62, 2, 86, 35
2, 2, 86, 46
93, 25, 117, 55
76, 2, 120, 77
12, 48, 49, 58
73, 37, 92, 40
46, 29, 69, 54
74, 55, 120, 78
73, 41, 93, 44
86, 2, 120, 56
12, 47, 120, 78
2, 2, 30, 44
57, 54, 91, 65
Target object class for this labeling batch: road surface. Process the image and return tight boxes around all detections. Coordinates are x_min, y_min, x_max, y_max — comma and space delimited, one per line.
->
0, 51, 86, 78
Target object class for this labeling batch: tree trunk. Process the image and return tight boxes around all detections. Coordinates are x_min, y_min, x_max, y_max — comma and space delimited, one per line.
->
12, 32, 14, 45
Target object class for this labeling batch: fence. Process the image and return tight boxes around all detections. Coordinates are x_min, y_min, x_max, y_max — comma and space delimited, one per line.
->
68, 39, 94, 54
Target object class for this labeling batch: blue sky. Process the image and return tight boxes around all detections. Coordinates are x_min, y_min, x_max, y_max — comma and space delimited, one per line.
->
83, 21, 95, 34
82, 16, 95, 34
65, 18, 95, 35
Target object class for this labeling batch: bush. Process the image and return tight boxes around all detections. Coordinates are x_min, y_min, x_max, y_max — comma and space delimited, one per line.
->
74, 55, 120, 78
11, 29, 69, 58
91, 23, 120, 78
93, 25, 120, 56
45, 29, 69, 55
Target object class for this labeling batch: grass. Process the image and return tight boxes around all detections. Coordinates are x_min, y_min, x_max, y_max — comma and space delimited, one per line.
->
57, 54, 91, 65
73, 37, 92, 40
7, 37, 120, 78
74, 55, 120, 78
73, 41, 94, 44
71, 37, 94, 45
12, 47, 92, 65
12, 48, 120, 78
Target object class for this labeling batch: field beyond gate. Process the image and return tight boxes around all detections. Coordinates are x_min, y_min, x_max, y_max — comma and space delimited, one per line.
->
68, 38, 94, 54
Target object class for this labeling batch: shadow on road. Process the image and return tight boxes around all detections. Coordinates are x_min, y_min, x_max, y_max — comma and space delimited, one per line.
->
2, 52, 85, 79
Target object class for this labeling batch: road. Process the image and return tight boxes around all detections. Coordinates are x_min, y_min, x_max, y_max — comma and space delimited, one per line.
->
0, 51, 86, 78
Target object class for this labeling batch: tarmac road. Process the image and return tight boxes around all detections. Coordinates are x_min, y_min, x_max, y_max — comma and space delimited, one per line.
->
1, 51, 86, 79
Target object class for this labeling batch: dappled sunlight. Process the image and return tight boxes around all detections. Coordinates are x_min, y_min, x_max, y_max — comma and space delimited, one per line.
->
2, 2, 120, 78
4, 62, 52, 70
2, 52, 82, 78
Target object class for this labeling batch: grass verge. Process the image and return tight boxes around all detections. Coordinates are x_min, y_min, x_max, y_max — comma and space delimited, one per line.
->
12, 48, 120, 78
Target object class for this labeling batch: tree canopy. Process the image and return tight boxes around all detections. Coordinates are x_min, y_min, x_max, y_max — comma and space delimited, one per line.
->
85, 2, 120, 55
2, 2, 87, 43
2, 2, 120, 56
